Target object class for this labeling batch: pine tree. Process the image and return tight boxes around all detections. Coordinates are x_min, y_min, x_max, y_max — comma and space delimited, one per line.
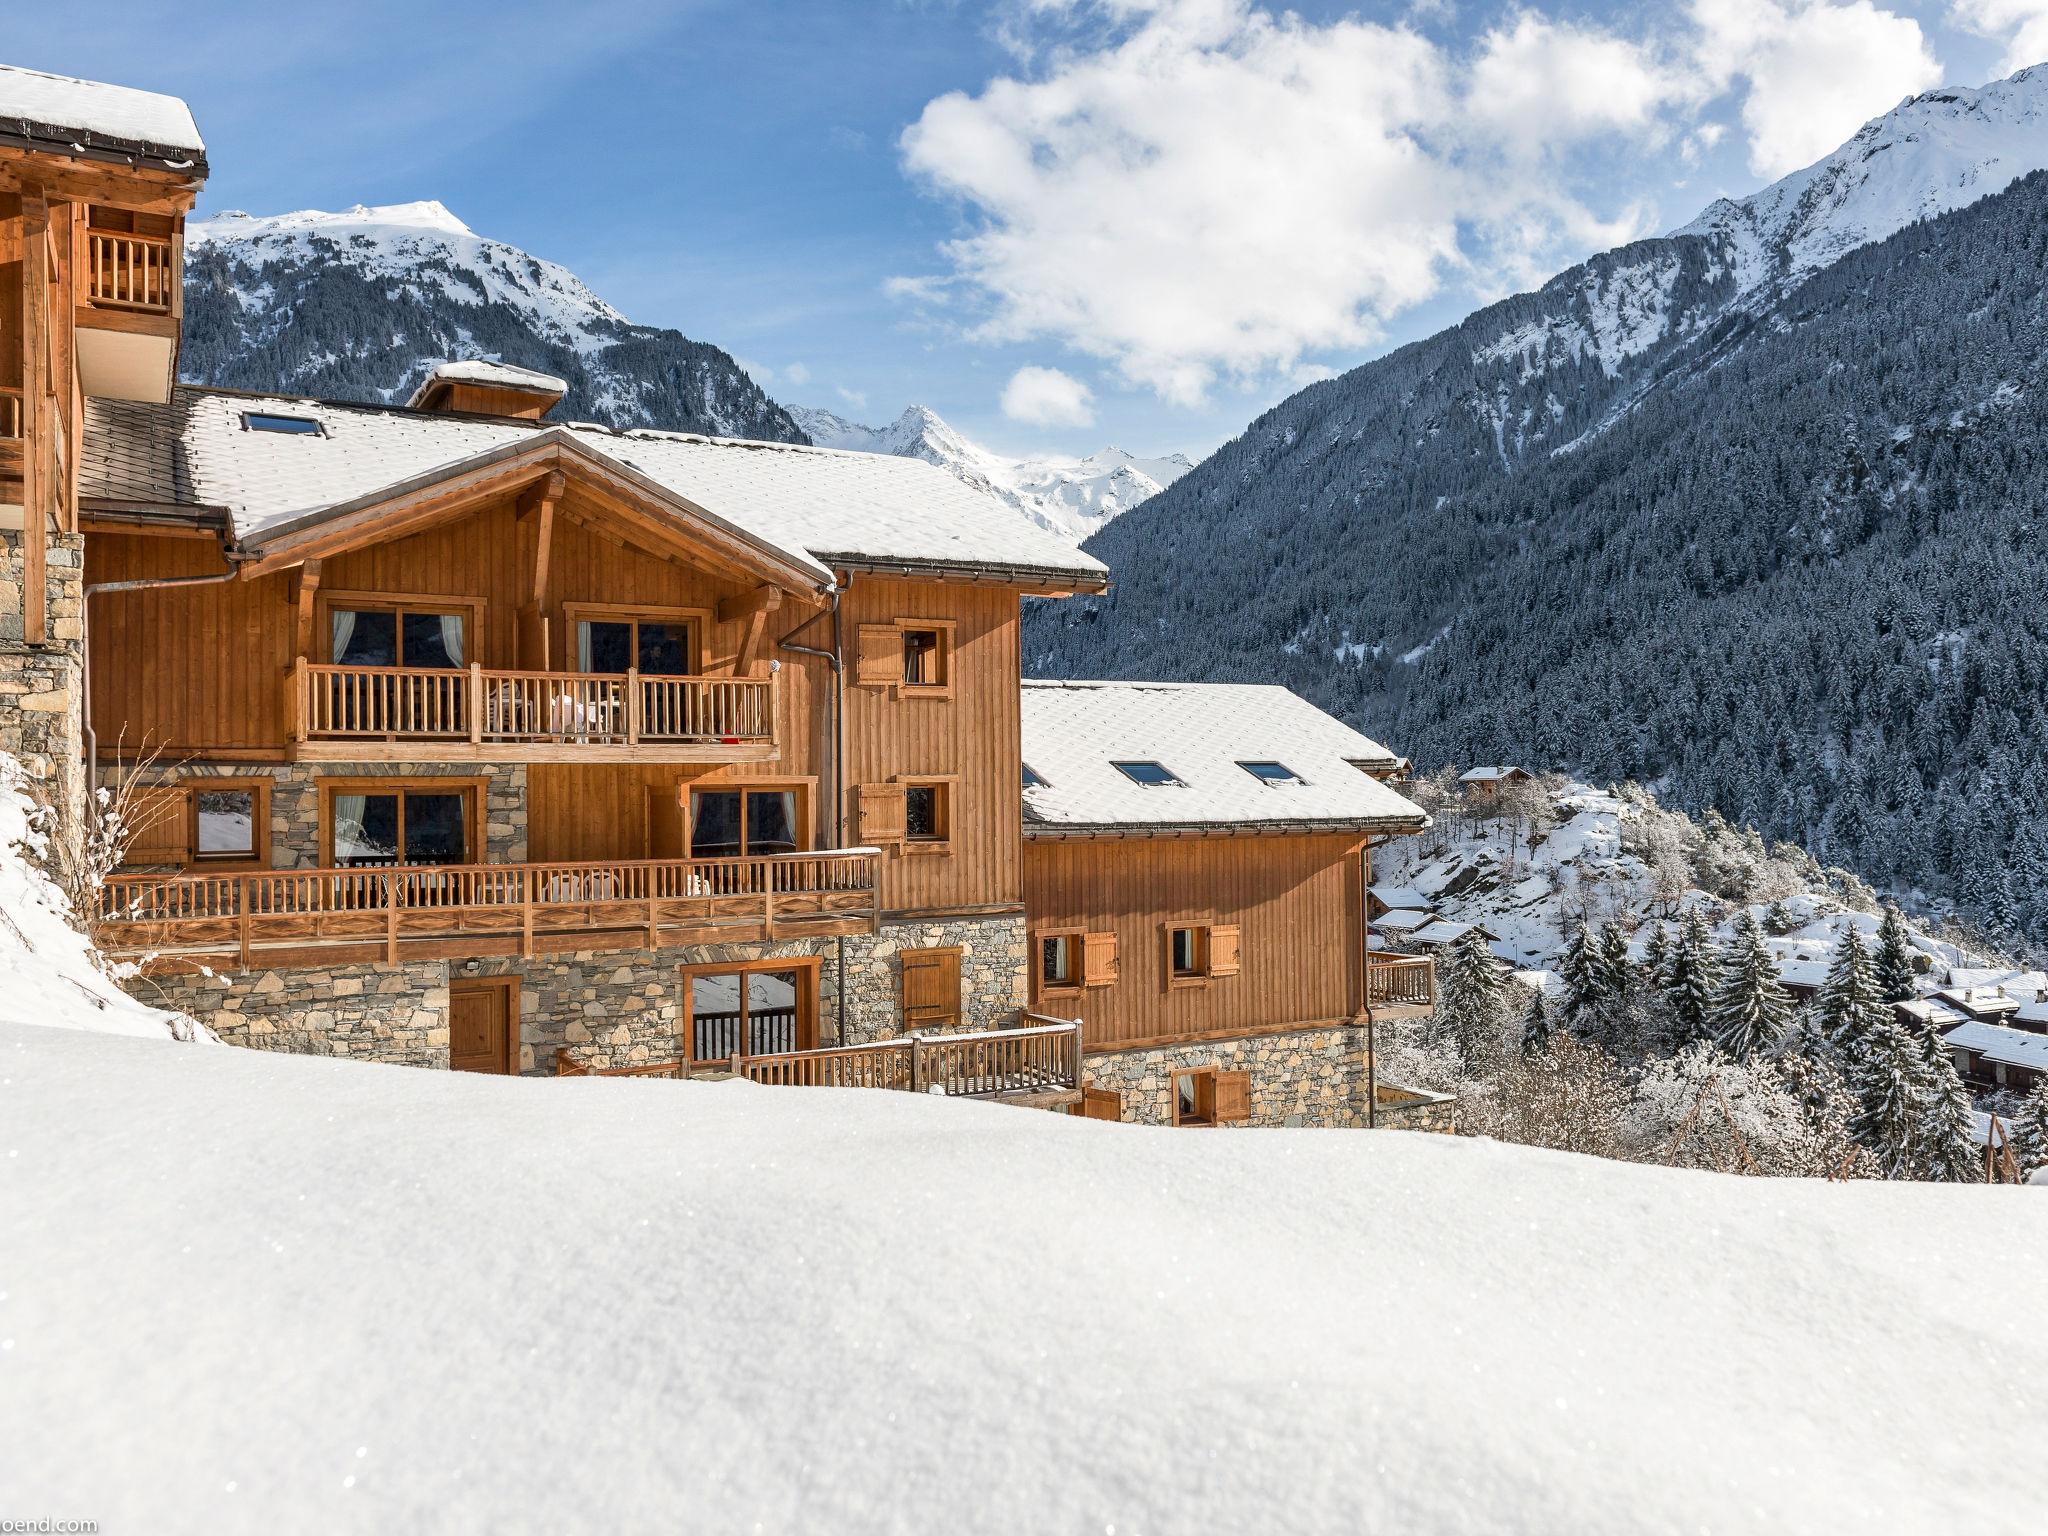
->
1661, 909, 1721, 1046
1522, 989, 1552, 1055
2011, 1077, 2048, 1178
1435, 925, 1511, 1069
1913, 1024, 1978, 1183
1642, 922, 1670, 978
1558, 921, 1604, 1028
1816, 925, 1886, 1056
1709, 912, 1794, 1060
1763, 898, 1794, 935
1596, 924, 1634, 1001
1847, 1014, 1929, 1178
1873, 905, 1917, 1004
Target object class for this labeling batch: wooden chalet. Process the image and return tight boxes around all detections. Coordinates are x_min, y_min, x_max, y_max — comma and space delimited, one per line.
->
0, 62, 1441, 1128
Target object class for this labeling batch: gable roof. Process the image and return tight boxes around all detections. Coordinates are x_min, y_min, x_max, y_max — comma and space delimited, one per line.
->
1943, 1020, 2048, 1073
81, 388, 1110, 591
0, 64, 205, 175
1368, 884, 1430, 911
404, 360, 567, 408
1020, 680, 1425, 836
1459, 766, 1527, 783
1373, 908, 1436, 933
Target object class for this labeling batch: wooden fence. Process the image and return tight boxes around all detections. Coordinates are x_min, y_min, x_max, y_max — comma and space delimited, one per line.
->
735, 1015, 1083, 1099
1367, 951, 1436, 1010
87, 230, 176, 312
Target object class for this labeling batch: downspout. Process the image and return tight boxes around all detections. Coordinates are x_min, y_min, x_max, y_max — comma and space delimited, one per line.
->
777, 582, 847, 1043
1363, 838, 1378, 1129
82, 563, 242, 807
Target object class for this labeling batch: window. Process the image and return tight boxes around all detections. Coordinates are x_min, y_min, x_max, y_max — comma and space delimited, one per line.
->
322, 781, 479, 868
689, 786, 802, 859
570, 607, 699, 676
242, 412, 323, 435
1022, 764, 1049, 789
1041, 933, 1079, 990
1164, 922, 1240, 987
1114, 760, 1184, 787
326, 601, 468, 668
904, 781, 950, 844
902, 627, 947, 688
1174, 1068, 1218, 1127
1170, 924, 1208, 979
682, 960, 818, 1063
189, 780, 269, 865
1239, 760, 1305, 786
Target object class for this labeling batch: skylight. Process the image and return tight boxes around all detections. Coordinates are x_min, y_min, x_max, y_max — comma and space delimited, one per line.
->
1239, 760, 1305, 786
1114, 761, 1184, 787
1022, 764, 1049, 789
241, 412, 323, 436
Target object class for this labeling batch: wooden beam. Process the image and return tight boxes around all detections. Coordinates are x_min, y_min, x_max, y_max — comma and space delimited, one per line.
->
20, 186, 48, 645
518, 470, 563, 610
292, 559, 324, 661
0, 150, 201, 214
716, 583, 784, 625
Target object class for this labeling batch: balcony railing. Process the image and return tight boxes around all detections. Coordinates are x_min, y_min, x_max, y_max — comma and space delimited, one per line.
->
288, 660, 777, 759
97, 849, 879, 966
86, 230, 176, 313
1367, 951, 1436, 1011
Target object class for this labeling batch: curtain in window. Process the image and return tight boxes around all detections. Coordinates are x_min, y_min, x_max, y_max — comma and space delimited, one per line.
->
330, 609, 357, 664
438, 614, 465, 667
331, 793, 369, 864
576, 621, 594, 673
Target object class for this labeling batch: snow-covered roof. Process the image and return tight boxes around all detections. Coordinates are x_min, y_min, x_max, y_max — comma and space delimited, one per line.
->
405, 359, 567, 408
1373, 909, 1435, 933
1407, 919, 1497, 948
1019, 680, 1425, 835
1943, 1021, 2048, 1074
1460, 766, 1527, 783
0, 64, 205, 173
1898, 999, 1967, 1031
1934, 986, 2025, 1018
1369, 885, 1431, 911
80, 388, 1109, 590
1777, 959, 1831, 992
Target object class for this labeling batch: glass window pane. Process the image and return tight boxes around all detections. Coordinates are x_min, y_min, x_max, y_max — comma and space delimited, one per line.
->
636, 622, 692, 676
691, 791, 744, 858
1114, 761, 1182, 787
339, 794, 400, 866
903, 629, 942, 685
1041, 935, 1072, 986
582, 620, 634, 673
1173, 928, 1198, 974
401, 612, 464, 669
195, 790, 256, 856
403, 793, 467, 865
905, 785, 941, 840
1178, 1074, 1201, 1120
334, 610, 396, 667
746, 791, 798, 855
745, 970, 801, 1053
691, 973, 744, 1061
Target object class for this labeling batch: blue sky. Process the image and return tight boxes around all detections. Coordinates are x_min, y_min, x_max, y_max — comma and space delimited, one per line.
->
12, 1, 2036, 460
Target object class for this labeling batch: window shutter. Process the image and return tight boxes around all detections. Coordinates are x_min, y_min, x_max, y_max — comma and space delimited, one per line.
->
1082, 931, 1119, 988
1209, 923, 1241, 977
1079, 1088, 1122, 1121
901, 947, 962, 1031
1214, 1070, 1251, 1123
122, 785, 189, 866
857, 783, 906, 845
855, 624, 903, 687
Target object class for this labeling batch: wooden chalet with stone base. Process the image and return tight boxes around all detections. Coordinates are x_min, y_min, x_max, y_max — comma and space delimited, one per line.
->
0, 62, 1440, 1128
1018, 681, 1444, 1128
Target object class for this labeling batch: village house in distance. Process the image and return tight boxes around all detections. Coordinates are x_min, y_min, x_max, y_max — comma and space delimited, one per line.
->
0, 62, 1441, 1126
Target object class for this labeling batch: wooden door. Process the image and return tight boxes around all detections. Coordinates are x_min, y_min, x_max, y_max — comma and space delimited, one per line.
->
1078, 1088, 1122, 1121
449, 977, 517, 1074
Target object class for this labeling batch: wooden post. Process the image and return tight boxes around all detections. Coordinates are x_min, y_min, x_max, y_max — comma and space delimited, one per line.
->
762, 863, 776, 940
287, 656, 309, 744
237, 876, 252, 971
469, 662, 484, 747
626, 665, 641, 745
520, 868, 534, 958
385, 871, 400, 965
20, 188, 48, 646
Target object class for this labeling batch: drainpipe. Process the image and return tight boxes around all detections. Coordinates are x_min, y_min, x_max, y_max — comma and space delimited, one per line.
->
777, 582, 848, 1042
82, 564, 242, 807
1363, 839, 1378, 1128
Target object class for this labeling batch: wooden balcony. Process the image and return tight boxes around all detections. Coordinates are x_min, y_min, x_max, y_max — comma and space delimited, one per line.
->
1367, 951, 1436, 1016
85, 230, 176, 313
98, 849, 879, 972
286, 660, 779, 763
555, 1015, 1085, 1108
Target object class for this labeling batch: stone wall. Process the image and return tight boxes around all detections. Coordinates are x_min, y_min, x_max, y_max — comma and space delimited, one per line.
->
841, 911, 1028, 1043
147, 960, 451, 1066
1082, 1026, 1374, 1128
0, 528, 85, 862
1373, 1082, 1459, 1134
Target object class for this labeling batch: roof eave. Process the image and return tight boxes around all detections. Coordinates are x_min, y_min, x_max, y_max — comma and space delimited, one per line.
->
826, 552, 1111, 595
0, 121, 208, 180
1023, 816, 1428, 840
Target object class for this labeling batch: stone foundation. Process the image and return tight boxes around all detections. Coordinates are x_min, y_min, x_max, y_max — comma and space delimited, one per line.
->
147, 961, 451, 1066
1373, 1081, 1459, 1134
1083, 1027, 1376, 1128
0, 529, 85, 867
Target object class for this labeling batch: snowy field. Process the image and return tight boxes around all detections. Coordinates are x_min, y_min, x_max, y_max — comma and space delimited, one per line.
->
4, 1020, 2044, 1535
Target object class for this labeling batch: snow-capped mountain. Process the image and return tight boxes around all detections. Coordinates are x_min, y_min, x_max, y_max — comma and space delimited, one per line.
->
789, 403, 1190, 542
181, 201, 805, 443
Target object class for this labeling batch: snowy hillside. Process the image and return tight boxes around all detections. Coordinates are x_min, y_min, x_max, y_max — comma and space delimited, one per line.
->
181, 201, 805, 443
6, 1016, 2044, 1532
790, 403, 1190, 542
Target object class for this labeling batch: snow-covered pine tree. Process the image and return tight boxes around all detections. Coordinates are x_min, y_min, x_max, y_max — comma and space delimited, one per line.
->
1846, 1013, 1930, 1178
1763, 898, 1794, 935
1912, 1024, 1979, 1182
1873, 905, 1917, 1004
2011, 1077, 2048, 1178
1559, 921, 1604, 1028
1709, 912, 1793, 1060
1435, 925, 1512, 1069
1523, 990, 1552, 1055
1661, 908, 1721, 1046
1642, 922, 1670, 978
1596, 924, 1634, 1001
1816, 924, 1886, 1056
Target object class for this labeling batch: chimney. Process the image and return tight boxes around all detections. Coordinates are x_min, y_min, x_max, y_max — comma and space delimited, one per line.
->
406, 360, 567, 420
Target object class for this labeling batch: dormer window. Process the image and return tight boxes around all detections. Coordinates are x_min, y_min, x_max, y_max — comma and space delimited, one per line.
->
1022, 764, 1049, 789
242, 412, 323, 436
1114, 761, 1184, 787
1239, 760, 1304, 786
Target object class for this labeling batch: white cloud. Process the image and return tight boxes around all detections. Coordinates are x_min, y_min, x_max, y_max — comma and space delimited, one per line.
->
1001, 365, 1097, 427
1689, 0, 1941, 176
784, 362, 812, 387
1949, 0, 2048, 72
835, 385, 869, 411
